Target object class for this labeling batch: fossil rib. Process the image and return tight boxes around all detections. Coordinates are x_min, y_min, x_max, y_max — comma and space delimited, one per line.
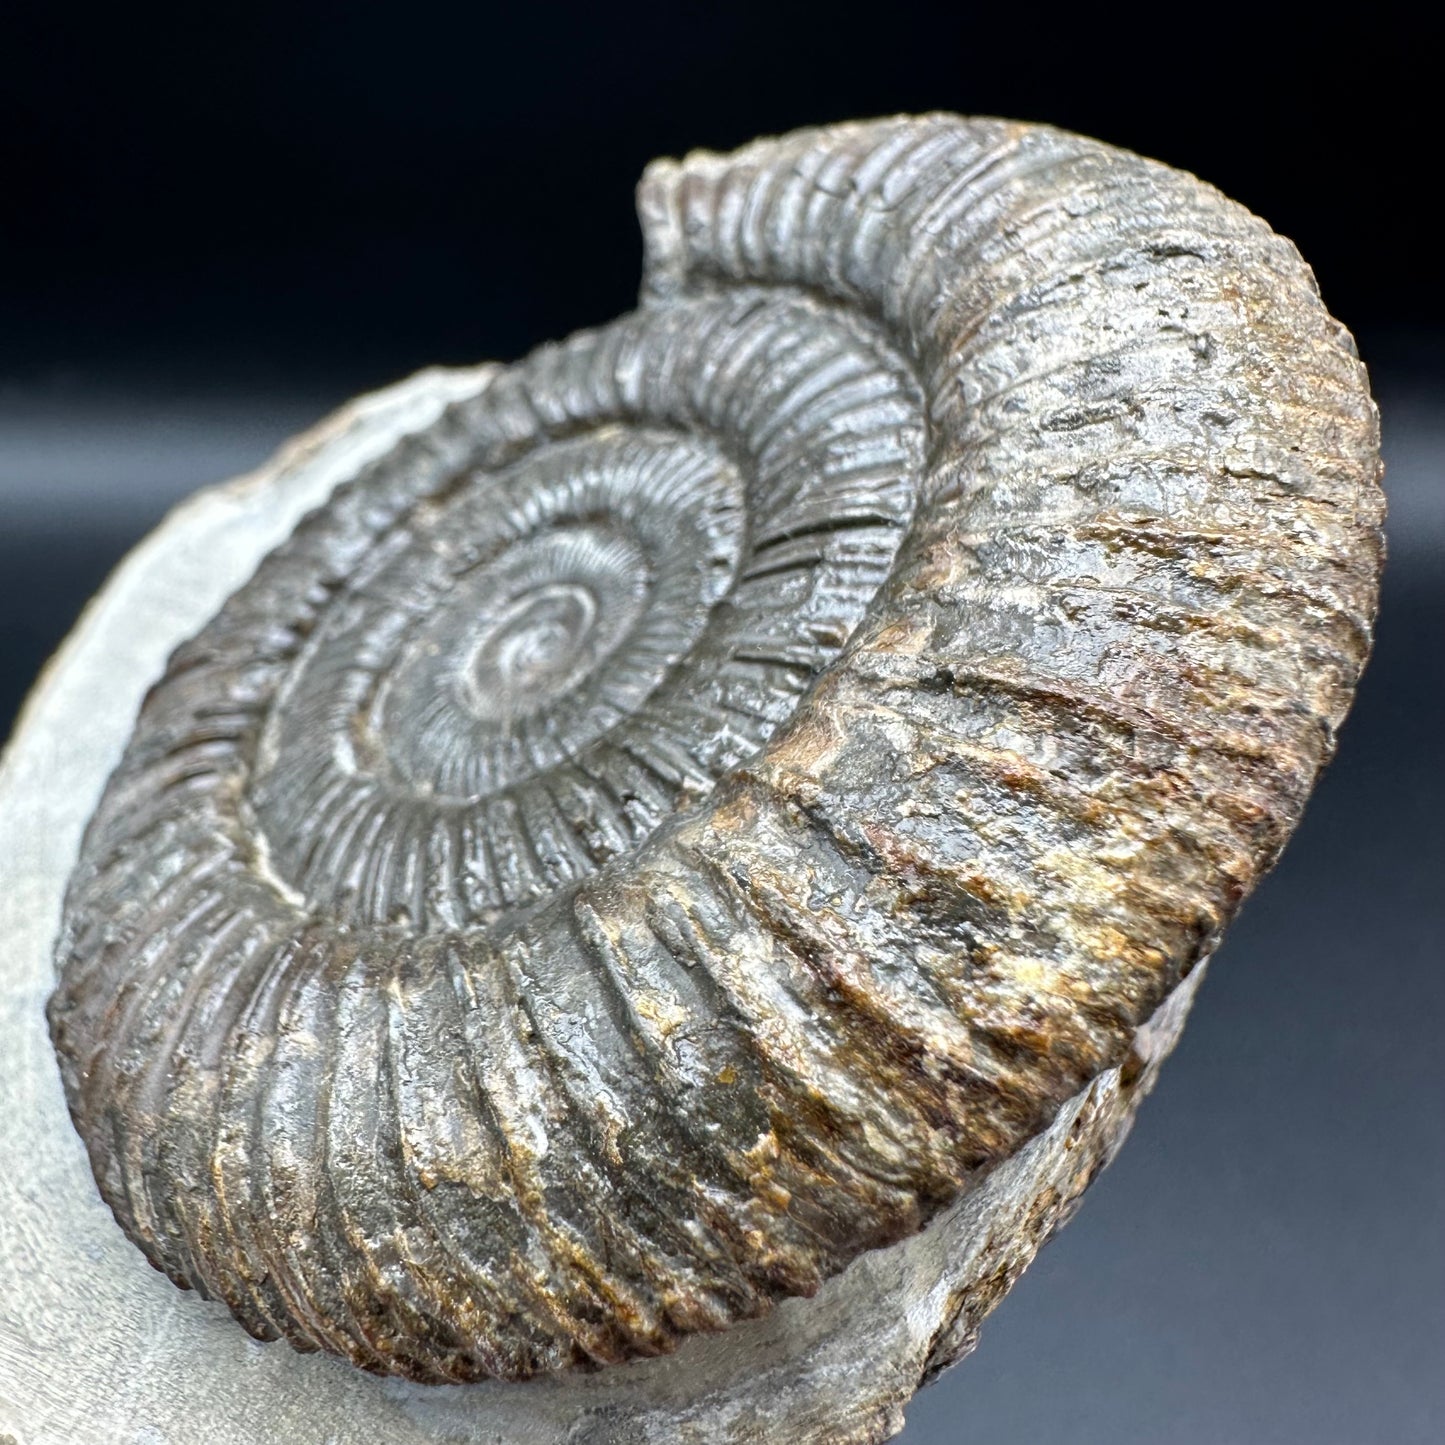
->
48, 114, 1383, 1385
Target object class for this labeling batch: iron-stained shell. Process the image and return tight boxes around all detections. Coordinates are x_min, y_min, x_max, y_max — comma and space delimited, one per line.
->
47, 114, 1383, 1384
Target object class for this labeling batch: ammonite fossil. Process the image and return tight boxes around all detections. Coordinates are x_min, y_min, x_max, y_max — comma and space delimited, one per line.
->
47, 114, 1383, 1393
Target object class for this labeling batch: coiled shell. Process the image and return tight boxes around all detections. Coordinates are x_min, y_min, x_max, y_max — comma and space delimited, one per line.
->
48, 114, 1383, 1384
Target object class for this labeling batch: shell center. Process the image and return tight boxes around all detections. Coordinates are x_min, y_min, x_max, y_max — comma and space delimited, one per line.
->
468, 581, 606, 716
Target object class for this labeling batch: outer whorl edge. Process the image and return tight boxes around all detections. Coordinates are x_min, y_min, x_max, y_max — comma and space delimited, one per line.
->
48, 115, 1384, 1384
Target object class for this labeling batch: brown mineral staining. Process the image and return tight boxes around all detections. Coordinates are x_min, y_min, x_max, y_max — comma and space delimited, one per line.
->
48, 115, 1381, 1384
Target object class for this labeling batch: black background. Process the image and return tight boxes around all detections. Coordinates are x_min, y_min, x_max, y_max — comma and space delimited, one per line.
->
4, 2, 1444, 388
2, 4, 1441, 1441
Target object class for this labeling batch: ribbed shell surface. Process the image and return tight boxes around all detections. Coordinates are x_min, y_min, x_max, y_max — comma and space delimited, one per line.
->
48, 115, 1384, 1383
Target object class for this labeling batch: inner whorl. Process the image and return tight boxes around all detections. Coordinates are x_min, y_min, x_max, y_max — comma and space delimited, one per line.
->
48, 115, 1383, 1384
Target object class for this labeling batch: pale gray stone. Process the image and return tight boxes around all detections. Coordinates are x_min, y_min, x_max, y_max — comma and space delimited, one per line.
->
5, 111, 1382, 1441
1, 367, 1199, 1444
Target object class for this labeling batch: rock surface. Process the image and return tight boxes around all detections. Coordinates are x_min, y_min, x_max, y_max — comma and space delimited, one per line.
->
3, 113, 1381, 1441
2, 366, 1199, 1443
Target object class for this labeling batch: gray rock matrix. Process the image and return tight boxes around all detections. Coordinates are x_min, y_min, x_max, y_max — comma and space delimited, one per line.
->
7, 114, 1380, 1442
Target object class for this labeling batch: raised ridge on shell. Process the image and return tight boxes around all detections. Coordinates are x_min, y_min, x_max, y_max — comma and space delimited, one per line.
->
48, 114, 1384, 1384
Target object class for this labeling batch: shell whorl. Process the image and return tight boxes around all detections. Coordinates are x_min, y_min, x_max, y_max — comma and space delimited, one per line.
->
48, 115, 1383, 1383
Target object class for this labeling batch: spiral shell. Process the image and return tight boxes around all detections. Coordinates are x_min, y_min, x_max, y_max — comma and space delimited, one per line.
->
48, 114, 1383, 1384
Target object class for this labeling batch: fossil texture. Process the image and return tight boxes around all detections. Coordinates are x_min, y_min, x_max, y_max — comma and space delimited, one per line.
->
0, 366, 1198, 1445
48, 114, 1383, 1388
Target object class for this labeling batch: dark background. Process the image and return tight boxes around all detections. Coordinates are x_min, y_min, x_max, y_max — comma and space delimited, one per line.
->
5, 4, 1445, 391
2, 4, 1441, 1441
